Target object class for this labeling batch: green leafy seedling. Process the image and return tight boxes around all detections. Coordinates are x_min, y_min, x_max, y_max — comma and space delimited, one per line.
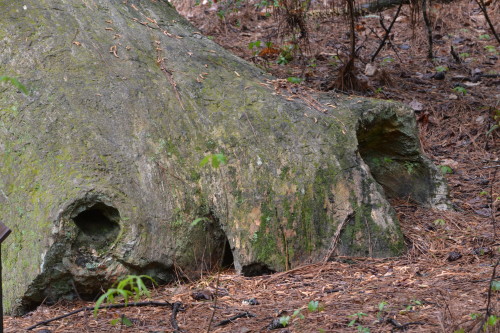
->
110, 315, 133, 327
279, 315, 290, 327
439, 165, 453, 174
200, 153, 227, 169
293, 308, 305, 319
348, 312, 368, 326
470, 313, 481, 320
484, 45, 498, 54
433, 219, 446, 226
0, 76, 28, 94
484, 315, 499, 330
453, 86, 467, 95
459, 52, 470, 58
287, 77, 303, 84
94, 275, 156, 317
435, 65, 448, 72
491, 280, 500, 291
308, 300, 322, 312
190, 217, 209, 228
479, 34, 491, 40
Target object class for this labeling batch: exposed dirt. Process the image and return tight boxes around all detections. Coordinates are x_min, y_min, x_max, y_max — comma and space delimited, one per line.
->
6, 0, 499, 332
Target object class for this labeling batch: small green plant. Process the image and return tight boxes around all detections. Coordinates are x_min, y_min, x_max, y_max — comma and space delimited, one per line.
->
357, 326, 370, 333
435, 65, 448, 72
348, 312, 368, 326
375, 87, 383, 94
0, 75, 28, 94
248, 40, 263, 55
490, 280, 500, 291
287, 76, 303, 84
377, 301, 388, 320
439, 165, 453, 174
279, 315, 291, 327
277, 54, 290, 65
487, 109, 499, 136
93, 275, 156, 328
484, 45, 498, 54
292, 308, 305, 319
254, 0, 280, 9
329, 55, 341, 67
479, 34, 491, 40
111, 314, 133, 327
308, 300, 324, 312
484, 315, 499, 330
459, 52, 470, 58
190, 217, 209, 228
470, 313, 482, 320
381, 57, 394, 66
404, 161, 417, 174
453, 86, 467, 95
433, 218, 446, 226
402, 299, 423, 312
200, 153, 227, 168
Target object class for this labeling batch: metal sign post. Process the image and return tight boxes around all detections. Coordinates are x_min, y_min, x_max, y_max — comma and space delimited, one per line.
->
0, 223, 12, 333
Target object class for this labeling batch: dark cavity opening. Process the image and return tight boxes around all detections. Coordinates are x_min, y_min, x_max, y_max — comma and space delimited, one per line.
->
221, 237, 234, 269
356, 117, 431, 204
72, 203, 120, 249
241, 263, 275, 277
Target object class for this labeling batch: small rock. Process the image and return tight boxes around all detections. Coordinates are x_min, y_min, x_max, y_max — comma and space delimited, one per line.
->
447, 251, 462, 261
441, 158, 458, 167
449, 94, 458, 100
424, 223, 436, 231
191, 290, 213, 301
365, 63, 378, 77
409, 100, 424, 111
476, 115, 485, 124
475, 208, 491, 217
399, 44, 411, 50
472, 247, 492, 256
472, 68, 483, 75
242, 297, 259, 305
433, 71, 445, 80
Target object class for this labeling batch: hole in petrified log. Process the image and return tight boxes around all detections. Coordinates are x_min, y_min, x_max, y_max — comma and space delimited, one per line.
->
72, 202, 120, 250
221, 235, 234, 269
241, 263, 275, 277
356, 116, 432, 204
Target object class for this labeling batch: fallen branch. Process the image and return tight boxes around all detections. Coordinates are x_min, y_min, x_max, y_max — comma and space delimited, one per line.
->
214, 312, 255, 327
171, 301, 184, 332
477, 257, 500, 333
387, 318, 426, 331
26, 301, 173, 331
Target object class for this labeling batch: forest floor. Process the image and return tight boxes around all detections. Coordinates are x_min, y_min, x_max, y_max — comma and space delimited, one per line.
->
6, 0, 500, 332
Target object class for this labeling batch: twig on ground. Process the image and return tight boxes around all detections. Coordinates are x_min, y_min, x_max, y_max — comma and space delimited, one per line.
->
477, 257, 500, 333
387, 318, 426, 331
214, 312, 255, 327
26, 301, 173, 331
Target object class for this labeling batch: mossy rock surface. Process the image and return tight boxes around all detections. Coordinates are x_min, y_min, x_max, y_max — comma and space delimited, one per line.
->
0, 0, 448, 314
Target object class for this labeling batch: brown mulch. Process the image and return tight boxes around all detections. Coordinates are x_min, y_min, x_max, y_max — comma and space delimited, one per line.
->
5, 0, 499, 332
